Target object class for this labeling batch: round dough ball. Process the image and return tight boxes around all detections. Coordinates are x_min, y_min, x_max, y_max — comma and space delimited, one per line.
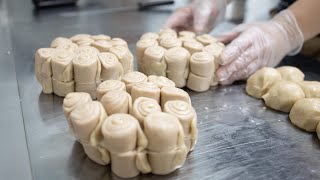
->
298, 81, 320, 98
276, 66, 304, 83
289, 98, 320, 132
262, 81, 305, 112
246, 67, 282, 99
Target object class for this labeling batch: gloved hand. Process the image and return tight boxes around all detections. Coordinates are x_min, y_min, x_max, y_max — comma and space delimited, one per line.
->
164, 0, 228, 34
216, 10, 304, 85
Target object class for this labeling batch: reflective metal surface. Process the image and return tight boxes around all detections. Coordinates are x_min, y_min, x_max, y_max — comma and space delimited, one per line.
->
2, 0, 320, 179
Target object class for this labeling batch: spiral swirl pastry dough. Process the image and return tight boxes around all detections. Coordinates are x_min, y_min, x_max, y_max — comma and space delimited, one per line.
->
178, 36, 197, 43
75, 82, 98, 100
196, 34, 217, 46
142, 46, 167, 76
159, 28, 177, 36
203, 42, 225, 60
187, 72, 211, 92
91, 34, 111, 41
160, 86, 191, 107
136, 38, 159, 73
70, 34, 91, 42
73, 52, 100, 84
100, 90, 132, 115
98, 52, 123, 81
76, 38, 94, 47
110, 38, 128, 47
164, 100, 198, 151
50, 37, 72, 48
91, 40, 112, 52
51, 49, 75, 82
130, 97, 162, 125
35, 48, 55, 77
148, 75, 175, 89
109, 46, 134, 74
131, 81, 161, 103
96, 80, 126, 101
159, 37, 182, 49
183, 40, 204, 54
78, 45, 99, 56
122, 71, 148, 93
190, 52, 214, 77
140, 32, 159, 40
178, 31, 196, 38
56, 42, 79, 54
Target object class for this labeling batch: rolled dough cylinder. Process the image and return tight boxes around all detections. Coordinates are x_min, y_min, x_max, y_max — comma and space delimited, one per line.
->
56, 42, 79, 54
178, 31, 196, 38
100, 90, 132, 115
52, 78, 74, 97
164, 100, 198, 151
142, 46, 167, 76
35, 48, 55, 77
246, 67, 282, 99
110, 38, 128, 48
289, 98, 320, 132
131, 81, 161, 103
76, 38, 94, 47
36, 73, 53, 94
98, 52, 124, 81
50, 37, 72, 48
73, 52, 100, 84
196, 34, 217, 46
140, 32, 159, 40
189, 52, 215, 77
159, 28, 177, 36
148, 75, 175, 89
96, 80, 126, 101
75, 82, 97, 100
51, 49, 75, 82
276, 66, 305, 83
91, 34, 111, 41
78, 45, 99, 56
160, 86, 191, 108
178, 36, 197, 43
187, 72, 211, 92
183, 40, 204, 54
109, 46, 134, 74
298, 81, 320, 98
159, 37, 182, 49
91, 40, 112, 52
130, 97, 162, 125
70, 34, 91, 42
121, 71, 148, 94
262, 81, 305, 112
136, 38, 159, 73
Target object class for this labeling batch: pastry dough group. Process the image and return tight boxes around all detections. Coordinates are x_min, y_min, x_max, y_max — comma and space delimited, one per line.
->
246, 66, 320, 139
35, 34, 133, 99
63, 72, 198, 178
136, 29, 225, 92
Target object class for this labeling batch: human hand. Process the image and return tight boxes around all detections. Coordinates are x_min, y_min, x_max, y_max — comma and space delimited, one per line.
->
216, 10, 304, 85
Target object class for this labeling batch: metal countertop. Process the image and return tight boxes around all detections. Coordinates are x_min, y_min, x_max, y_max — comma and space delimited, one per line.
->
1, 0, 320, 179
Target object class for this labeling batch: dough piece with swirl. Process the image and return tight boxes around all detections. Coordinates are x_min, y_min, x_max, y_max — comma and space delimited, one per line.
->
276, 66, 305, 83
52, 78, 74, 97
148, 75, 175, 89
50, 37, 72, 48
99, 52, 124, 81
35, 48, 55, 94
164, 47, 190, 88
101, 114, 151, 178
131, 82, 161, 103
262, 81, 305, 112
77, 46, 99, 56
51, 49, 75, 82
109, 46, 134, 74
183, 40, 204, 54
91, 40, 113, 52
187, 73, 211, 92
160, 86, 191, 108
142, 46, 167, 76
70, 34, 91, 42
130, 97, 162, 126
140, 32, 159, 40
69, 101, 110, 165
75, 82, 97, 99
110, 38, 128, 48
159, 37, 182, 49
100, 90, 132, 115
164, 100, 198, 151
297, 81, 320, 98
179, 31, 196, 38
91, 34, 111, 41
56, 43, 79, 54
96, 80, 126, 101
136, 38, 158, 73
121, 71, 148, 94
144, 112, 188, 175
196, 34, 217, 46
73, 52, 100, 84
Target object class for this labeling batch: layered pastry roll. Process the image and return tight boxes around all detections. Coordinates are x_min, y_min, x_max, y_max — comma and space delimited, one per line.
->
70, 34, 91, 42
164, 47, 190, 88
130, 97, 162, 126
51, 49, 75, 82
75, 82, 97, 99
136, 38, 158, 72
147, 75, 175, 89
76, 38, 94, 47
37, 74, 53, 94
121, 71, 148, 94
159, 29, 177, 41
50, 37, 72, 48
56, 42, 79, 54
73, 52, 100, 84
78, 46, 99, 56
187, 72, 211, 92
160, 86, 191, 107
196, 34, 217, 46
100, 90, 132, 115
164, 100, 198, 151
110, 38, 128, 48
140, 32, 159, 40
159, 28, 177, 36
35, 48, 55, 77
144, 112, 188, 175
52, 78, 74, 97
91, 34, 111, 41
178, 31, 196, 38
91, 40, 113, 52
109, 46, 134, 74
131, 81, 161, 103
159, 37, 182, 49
101, 114, 151, 178
142, 46, 167, 76
96, 80, 126, 101
69, 101, 110, 165
183, 40, 204, 54
178, 36, 197, 43
98, 52, 124, 81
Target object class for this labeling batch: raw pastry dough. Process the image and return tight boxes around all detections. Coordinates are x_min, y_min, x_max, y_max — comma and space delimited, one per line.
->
246, 67, 282, 99
109, 46, 134, 74
75, 82, 97, 99
262, 81, 305, 112
51, 49, 75, 82
140, 32, 159, 40
130, 97, 162, 125
160, 86, 191, 107
101, 114, 151, 178
142, 46, 167, 76
91, 34, 111, 41
289, 98, 320, 132
37, 74, 53, 94
144, 112, 188, 175
136, 38, 159, 73
35, 48, 55, 93
110, 38, 128, 48
121, 71, 148, 94
78, 46, 99, 55
298, 81, 320, 98
131, 81, 161, 103
56, 43, 79, 54
70, 34, 91, 42
147, 75, 175, 89
100, 90, 132, 115
187, 72, 211, 92
76, 38, 94, 47
52, 78, 74, 97
183, 40, 204, 54
96, 80, 126, 101
276, 66, 305, 83
91, 40, 113, 52
159, 37, 182, 49
98, 52, 124, 81
73, 52, 100, 83
196, 34, 217, 46
50, 37, 72, 48
164, 100, 198, 151
179, 31, 196, 38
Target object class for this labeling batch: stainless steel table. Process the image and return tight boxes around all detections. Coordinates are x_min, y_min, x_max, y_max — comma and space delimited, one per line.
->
1, 0, 320, 179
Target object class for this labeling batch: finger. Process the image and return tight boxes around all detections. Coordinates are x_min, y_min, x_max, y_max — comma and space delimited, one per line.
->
164, 7, 192, 30
217, 31, 241, 44
219, 59, 261, 85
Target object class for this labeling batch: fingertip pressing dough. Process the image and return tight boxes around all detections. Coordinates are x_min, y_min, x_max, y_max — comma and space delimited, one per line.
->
130, 97, 162, 126
246, 67, 282, 99
147, 75, 175, 89
100, 90, 132, 115
276, 66, 305, 83
131, 81, 161, 103
121, 71, 148, 94
298, 81, 320, 98
289, 98, 320, 132
96, 80, 126, 101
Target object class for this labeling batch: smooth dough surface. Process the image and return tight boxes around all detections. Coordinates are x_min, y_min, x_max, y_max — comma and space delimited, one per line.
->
100, 90, 132, 115
131, 82, 161, 103
298, 81, 320, 98
276, 66, 304, 83
96, 80, 126, 101
130, 97, 162, 125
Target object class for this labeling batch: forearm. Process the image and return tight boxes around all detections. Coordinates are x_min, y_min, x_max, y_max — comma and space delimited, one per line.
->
289, 0, 320, 41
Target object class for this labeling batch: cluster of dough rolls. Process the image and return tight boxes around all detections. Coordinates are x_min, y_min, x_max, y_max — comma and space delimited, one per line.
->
63, 71, 198, 178
136, 28, 225, 92
246, 66, 320, 139
35, 34, 134, 99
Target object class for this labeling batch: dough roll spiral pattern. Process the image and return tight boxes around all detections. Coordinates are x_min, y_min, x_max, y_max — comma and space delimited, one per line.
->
96, 80, 126, 101
130, 97, 162, 125
100, 90, 132, 115
131, 81, 160, 103
121, 71, 148, 94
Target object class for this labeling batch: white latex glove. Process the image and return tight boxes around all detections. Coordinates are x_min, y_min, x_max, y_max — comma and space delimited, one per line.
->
216, 10, 304, 85
164, 0, 228, 34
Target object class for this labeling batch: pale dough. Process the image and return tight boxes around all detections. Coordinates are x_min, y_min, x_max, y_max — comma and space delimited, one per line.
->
196, 34, 217, 46
37, 74, 53, 94
159, 37, 182, 49
91, 40, 113, 52
75, 82, 97, 100
189, 51, 214, 77
131, 81, 161, 103
52, 78, 74, 97
147, 75, 175, 89
183, 40, 204, 54
76, 38, 94, 47
121, 71, 148, 94
160, 86, 191, 108
110, 38, 128, 48
91, 34, 111, 41
187, 72, 211, 92
276, 66, 305, 83
178, 31, 196, 38
50, 37, 72, 48
70, 34, 91, 42
98, 52, 124, 81
142, 46, 167, 76
35, 48, 55, 77
51, 49, 75, 82
100, 90, 132, 115
73, 52, 100, 84
96, 80, 126, 101
56, 43, 79, 54
140, 32, 159, 40
130, 97, 162, 126
109, 46, 134, 74
136, 38, 159, 73
298, 81, 320, 98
